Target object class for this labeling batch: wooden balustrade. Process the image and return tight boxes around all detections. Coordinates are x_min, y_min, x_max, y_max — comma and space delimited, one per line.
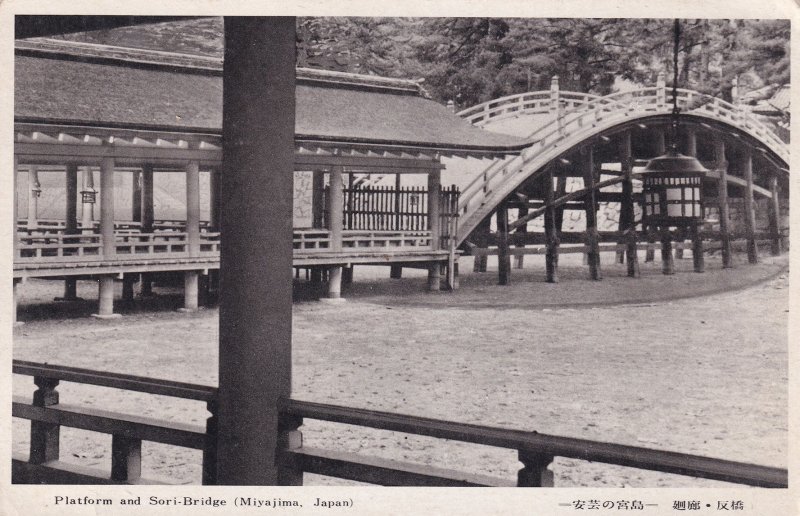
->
12, 360, 217, 485
341, 230, 432, 249
12, 360, 787, 487
16, 233, 102, 261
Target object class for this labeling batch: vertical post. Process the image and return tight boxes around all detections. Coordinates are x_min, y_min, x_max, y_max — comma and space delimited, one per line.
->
427, 262, 441, 291
428, 169, 441, 250
645, 133, 663, 264
29, 377, 60, 464
473, 216, 491, 273
311, 170, 325, 228
327, 266, 343, 299
13, 155, 19, 257
661, 231, 675, 274
554, 175, 567, 236
515, 206, 528, 269
100, 157, 115, 257
743, 149, 758, 264
209, 169, 220, 232
691, 221, 704, 273
346, 173, 355, 229
769, 175, 782, 255
394, 174, 402, 231
714, 139, 732, 268
582, 146, 602, 280
518, 451, 554, 487
186, 160, 201, 257
122, 274, 135, 304
63, 164, 79, 300
132, 170, 142, 223
342, 265, 354, 286
111, 435, 142, 482
549, 75, 560, 117
183, 271, 200, 311
676, 128, 698, 260
620, 131, 640, 278
94, 276, 118, 318
329, 165, 344, 252
202, 399, 218, 485
390, 265, 403, 279
217, 17, 295, 485
656, 72, 666, 108
544, 167, 559, 283
27, 165, 39, 229
140, 164, 155, 296
81, 166, 95, 231
497, 203, 511, 285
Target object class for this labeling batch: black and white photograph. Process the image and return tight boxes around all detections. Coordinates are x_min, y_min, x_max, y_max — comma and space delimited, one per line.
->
2, 6, 796, 515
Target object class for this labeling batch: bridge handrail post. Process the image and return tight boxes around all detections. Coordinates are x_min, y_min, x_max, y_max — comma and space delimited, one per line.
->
549, 76, 560, 119
656, 73, 666, 108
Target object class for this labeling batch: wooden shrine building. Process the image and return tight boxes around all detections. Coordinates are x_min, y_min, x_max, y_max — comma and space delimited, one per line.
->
12, 39, 530, 318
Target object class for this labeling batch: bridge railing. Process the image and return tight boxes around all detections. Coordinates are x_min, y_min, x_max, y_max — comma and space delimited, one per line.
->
456, 86, 789, 244
12, 360, 788, 487
457, 90, 600, 126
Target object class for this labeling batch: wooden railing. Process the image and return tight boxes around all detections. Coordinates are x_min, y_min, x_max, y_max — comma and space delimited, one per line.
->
17, 233, 102, 261
457, 90, 600, 125
455, 87, 790, 246
342, 230, 432, 249
12, 361, 787, 487
12, 360, 217, 485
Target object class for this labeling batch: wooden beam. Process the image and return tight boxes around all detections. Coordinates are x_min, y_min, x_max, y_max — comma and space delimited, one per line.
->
714, 139, 732, 268
742, 149, 759, 264
769, 175, 782, 255
581, 147, 602, 280
497, 204, 511, 285
544, 167, 559, 283
620, 131, 639, 278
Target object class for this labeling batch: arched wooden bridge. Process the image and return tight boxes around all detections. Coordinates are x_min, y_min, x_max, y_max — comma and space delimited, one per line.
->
454, 84, 790, 252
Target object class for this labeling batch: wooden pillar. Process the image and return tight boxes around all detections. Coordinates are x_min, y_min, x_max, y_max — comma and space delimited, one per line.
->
122, 274, 136, 304
515, 206, 528, 269
311, 170, 325, 228
743, 149, 758, 264
209, 169, 221, 232
13, 279, 21, 326
473, 216, 490, 273
81, 166, 95, 231
497, 204, 511, 285
13, 156, 19, 262
132, 170, 142, 223
217, 17, 296, 485
183, 271, 200, 311
100, 157, 115, 257
715, 139, 733, 268
655, 129, 666, 155
63, 164, 79, 300
769, 175, 782, 255
620, 132, 640, 278
544, 167, 559, 283
342, 265, 354, 286
428, 169, 442, 251
582, 147, 601, 280
111, 435, 142, 482
675, 129, 697, 261
394, 174, 402, 230
518, 451, 554, 487
141, 165, 154, 232
29, 377, 60, 464
691, 221, 704, 273
390, 265, 403, 279
427, 262, 441, 291
27, 165, 39, 228
186, 161, 201, 256
649, 131, 667, 264
346, 173, 355, 229
329, 165, 344, 252
661, 231, 675, 275
94, 276, 118, 318
327, 266, 343, 299
554, 175, 567, 233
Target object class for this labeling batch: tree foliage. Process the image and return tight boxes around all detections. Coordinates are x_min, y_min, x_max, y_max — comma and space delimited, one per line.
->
296, 17, 789, 108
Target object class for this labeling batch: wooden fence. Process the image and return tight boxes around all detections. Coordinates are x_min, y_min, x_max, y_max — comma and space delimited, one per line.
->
13, 361, 787, 487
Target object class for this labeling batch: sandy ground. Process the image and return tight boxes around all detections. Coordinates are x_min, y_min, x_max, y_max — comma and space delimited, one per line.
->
12, 251, 789, 487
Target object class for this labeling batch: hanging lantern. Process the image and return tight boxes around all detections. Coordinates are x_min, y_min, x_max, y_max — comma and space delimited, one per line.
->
81, 186, 97, 204
31, 181, 42, 198
635, 19, 709, 229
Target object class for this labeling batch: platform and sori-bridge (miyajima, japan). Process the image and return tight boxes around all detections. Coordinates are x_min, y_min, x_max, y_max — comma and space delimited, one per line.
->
10, 15, 790, 502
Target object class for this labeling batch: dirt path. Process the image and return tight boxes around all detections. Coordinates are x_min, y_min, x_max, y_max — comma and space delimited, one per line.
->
12, 255, 788, 486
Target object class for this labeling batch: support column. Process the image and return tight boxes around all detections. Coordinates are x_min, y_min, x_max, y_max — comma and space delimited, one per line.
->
100, 157, 115, 257
714, 139, 732, 268
327, 266, 343, 299
661, 231, 675, 275
81, 166, 95, 231
122, 274, 136, 304
13, 156, 19, 264
217, 17, 296, 485
544, 168, 559, 283
329, 166, 344, 252
497, 204, 511, 285
428, 169, 441, 251
427, 262, 441, 291
676, 128, 698, 260
132, 170, 142, 223
390, 265, 403, 279
186, 161, 201, 257
94, 276, 119, 318
691, 221, 704, 273
182, 271, 200, 311
515, 206, 528, 269
13, 279, 22, 326
646, 128, 661, 262
61, 164, 80, 301
582, 147, 602, 280
141, 164, 155, 296
27, 165, 40, 229
769, 175, 782, 255
620, 131, 640, 278
472, 216, 491, 273
209, 169, 221, 232
311, 170, 325, 228
743, 149, 758, 264
342, 265, 354, 286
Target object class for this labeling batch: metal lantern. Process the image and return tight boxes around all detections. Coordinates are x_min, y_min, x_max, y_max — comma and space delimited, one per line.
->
31, 181, 42, 198
636, 151, 707, 227
80, 186, 97, 204
635, 18, 709, 229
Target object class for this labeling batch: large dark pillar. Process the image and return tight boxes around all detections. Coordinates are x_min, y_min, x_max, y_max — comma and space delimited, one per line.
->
581, 146, 601, 280
544, 167, 559, 283
714, 139, 732, 268
768, 175, 782, 256
497, 204, 511, 285
742, 149, 758, 264
217, 17, 296, 485
61, 164, 80, 300
620, 131, 639, 278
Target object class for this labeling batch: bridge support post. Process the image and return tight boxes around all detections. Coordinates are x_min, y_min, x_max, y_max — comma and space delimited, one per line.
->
661, 231, 675, 275
743, 149, 759, 264
472, 217, 490, 273
581, 147, 602, 280
620, 132, 640, 278
544, 168, 559, 283
714, 139, 733, 268
497, 203, 511, 285
515, 206, 528, 269
769, 175, 782, 255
